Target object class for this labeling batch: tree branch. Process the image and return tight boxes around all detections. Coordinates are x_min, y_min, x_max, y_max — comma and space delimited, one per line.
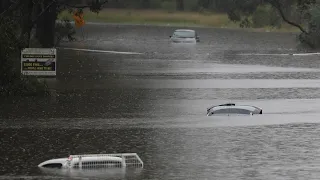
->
268, 0, 308, 34
25, 0, 108, 41
31, 0, 107, 26
0, 1, 23, 17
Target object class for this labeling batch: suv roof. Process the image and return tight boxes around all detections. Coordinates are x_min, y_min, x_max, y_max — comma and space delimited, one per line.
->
175, 29, 195, 32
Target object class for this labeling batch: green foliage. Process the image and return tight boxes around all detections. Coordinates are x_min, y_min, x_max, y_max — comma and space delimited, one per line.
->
227, 0, 265, 25
252, 5, 270, 27
297, 0, 316, 13
161, 1, 176, 13
89, 0, 105, 13
239, 17, 252, 28
224, 0, 320, 49
298, 5, 320, 48
252, 5, 282, 28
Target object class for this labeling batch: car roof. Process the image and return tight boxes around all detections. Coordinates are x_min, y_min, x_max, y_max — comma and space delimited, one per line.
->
174, 29, 195, 32
210, 105, 259, 112
207, 103, 261, 112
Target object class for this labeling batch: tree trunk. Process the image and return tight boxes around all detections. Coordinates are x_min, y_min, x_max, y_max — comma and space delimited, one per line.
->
35, 0, 58, 48
0, 0, 5, 13
0, 0, 10, 14
20, 0, 34, 48
176, 0, 184, 11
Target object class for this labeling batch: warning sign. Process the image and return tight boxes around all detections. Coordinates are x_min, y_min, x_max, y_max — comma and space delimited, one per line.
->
21, 48, 57, 76
73, 10, 85, 28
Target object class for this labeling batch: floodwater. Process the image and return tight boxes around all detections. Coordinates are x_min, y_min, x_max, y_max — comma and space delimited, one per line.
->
1, 24, 320, 180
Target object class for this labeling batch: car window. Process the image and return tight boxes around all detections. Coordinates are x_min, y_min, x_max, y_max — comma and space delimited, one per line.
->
173, 31, 195, 38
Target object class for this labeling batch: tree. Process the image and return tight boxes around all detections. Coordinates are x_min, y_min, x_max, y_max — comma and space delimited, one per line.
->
226, 0, 320, 49
0, 0, 108, 48
0, 0, 108, 96
141, 0, 150, 9
176, 0, 184, 11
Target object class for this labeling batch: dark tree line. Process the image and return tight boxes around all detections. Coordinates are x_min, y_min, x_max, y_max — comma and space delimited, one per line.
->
89, 0, 235, 12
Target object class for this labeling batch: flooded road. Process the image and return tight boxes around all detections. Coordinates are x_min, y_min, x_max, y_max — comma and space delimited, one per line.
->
1, 24, 320, 180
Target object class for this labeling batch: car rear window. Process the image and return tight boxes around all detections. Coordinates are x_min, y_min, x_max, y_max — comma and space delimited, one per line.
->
214, 108, 252, 115
173, 31, 195, 38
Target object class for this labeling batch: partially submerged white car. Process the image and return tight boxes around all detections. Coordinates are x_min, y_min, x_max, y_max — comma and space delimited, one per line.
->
206, 103, 262, 116
38, 153, 143, 169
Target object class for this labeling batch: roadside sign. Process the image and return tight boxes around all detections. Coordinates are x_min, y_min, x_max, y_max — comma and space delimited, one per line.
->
21, 48, 57, 76
73, 10, 85, 28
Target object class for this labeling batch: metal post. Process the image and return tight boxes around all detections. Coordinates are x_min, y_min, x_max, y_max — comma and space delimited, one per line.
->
79, 156, 82, 169
121, 155, 126, 168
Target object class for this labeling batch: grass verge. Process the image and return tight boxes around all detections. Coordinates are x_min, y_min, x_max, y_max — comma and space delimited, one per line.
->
58, 9, 300, 33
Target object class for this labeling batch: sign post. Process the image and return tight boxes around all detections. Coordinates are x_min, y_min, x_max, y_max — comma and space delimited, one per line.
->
21, 48, 57, 77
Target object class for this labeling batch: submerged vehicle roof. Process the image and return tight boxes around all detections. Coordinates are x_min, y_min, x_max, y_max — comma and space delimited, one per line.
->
207, 103, 262, 116
174, 29, 195, 32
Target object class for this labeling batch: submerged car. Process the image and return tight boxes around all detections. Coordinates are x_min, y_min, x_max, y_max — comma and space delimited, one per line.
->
38, 153, 144, 169
38, 156, 123, 169
206, 103, 262, 116
169, 29, 200, 43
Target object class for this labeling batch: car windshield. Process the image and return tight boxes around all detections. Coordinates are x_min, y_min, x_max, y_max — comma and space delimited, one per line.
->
173, 31, 195, 38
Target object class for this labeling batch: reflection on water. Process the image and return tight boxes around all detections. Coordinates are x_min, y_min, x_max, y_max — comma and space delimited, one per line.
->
38, 167, 142, 179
